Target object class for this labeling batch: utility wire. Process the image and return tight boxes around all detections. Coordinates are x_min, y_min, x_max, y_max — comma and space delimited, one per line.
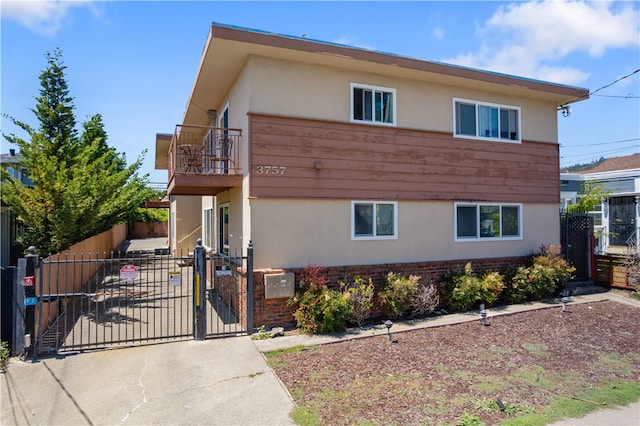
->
593, 94, 639, 99
561, 68, 640, 106
560, 137, 640, 148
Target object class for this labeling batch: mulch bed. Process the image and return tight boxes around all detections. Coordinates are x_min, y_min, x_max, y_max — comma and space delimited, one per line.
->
270, 299, 640, 425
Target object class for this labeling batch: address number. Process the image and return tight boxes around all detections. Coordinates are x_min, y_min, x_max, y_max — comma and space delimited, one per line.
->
255, 165, 286, 175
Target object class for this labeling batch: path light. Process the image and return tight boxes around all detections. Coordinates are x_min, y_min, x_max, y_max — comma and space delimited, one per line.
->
480, 309, 488, 326
384, 320, 393, 341
561, 297, 570, 313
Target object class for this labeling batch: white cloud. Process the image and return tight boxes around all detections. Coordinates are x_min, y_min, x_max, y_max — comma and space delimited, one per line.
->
432, 27, 445, 41
1, 0, 102, 37
443, 0, 640, 85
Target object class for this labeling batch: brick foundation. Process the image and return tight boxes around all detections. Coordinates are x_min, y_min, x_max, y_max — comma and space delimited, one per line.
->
251, 256, 526, 330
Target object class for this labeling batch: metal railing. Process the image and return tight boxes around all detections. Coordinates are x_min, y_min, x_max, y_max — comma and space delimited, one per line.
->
168, 124, 242, 178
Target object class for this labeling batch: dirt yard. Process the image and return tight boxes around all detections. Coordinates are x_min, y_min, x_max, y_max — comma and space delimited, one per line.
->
268, 299, 640, 425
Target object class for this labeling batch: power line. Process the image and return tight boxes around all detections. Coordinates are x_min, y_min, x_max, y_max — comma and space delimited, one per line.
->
560, 137, 640, 148
593, 94, 639, 99
560, 144, 639, 161
561, 68, 640, 106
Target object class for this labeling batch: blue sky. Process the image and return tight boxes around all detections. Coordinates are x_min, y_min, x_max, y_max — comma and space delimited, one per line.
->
2, 1, 639, 183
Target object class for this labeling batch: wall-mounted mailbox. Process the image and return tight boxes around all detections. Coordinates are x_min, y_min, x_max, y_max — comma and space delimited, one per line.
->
264, 272, 295, 299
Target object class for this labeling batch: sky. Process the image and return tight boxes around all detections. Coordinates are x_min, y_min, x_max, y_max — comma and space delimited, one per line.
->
1, 0, 639, 184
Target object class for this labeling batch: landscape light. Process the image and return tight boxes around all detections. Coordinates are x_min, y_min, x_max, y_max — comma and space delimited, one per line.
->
384, 320, 393, 341
561, 297, 570, 313
480, 309, 488, 326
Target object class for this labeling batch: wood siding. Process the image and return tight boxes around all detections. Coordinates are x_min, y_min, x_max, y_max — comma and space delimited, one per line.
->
249, 114, 560, 203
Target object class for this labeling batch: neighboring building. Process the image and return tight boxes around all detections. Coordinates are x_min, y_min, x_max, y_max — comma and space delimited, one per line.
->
0, 149, 30, 267
155, 24, 589, 326
561, 153, 640, 254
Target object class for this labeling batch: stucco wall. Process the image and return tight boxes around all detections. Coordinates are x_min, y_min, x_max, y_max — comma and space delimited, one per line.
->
245, 55, 559, 144
250, 198, 559, 270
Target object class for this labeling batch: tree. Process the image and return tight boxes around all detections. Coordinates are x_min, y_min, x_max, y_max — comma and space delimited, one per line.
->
1, 49, 153, 255
566, 181, 610, 214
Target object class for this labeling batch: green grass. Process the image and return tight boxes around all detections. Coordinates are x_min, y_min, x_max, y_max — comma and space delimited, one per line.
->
521, 342, 549, 357
263, 345, 317, 369
290, 405, 320, 426
501, 380, 640, 426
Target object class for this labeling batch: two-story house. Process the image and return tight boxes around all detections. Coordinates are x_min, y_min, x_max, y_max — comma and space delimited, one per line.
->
155, 23, 589, 327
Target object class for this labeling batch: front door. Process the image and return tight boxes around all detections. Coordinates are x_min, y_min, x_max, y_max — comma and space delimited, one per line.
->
609, 196, 636, 246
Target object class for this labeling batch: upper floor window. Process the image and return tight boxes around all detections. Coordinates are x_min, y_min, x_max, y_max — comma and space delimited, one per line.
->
455, 203, 522, 241
454, 98, 520, 142
352, 201, 398, 240
351, 83, 396, 126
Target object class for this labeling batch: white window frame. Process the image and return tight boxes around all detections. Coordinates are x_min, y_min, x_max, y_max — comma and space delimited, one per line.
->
203, 208, 213, 250
452, 98, 521, 143
351, 201, 398, 240
454, 202, 523, 241
350, 83, 396, 126
218, 203, 230, 255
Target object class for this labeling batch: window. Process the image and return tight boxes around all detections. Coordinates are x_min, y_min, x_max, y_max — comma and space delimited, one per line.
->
454, 98, 520, 142
351, 83, 396, 125
218, 204, 229, 254
455, 203, 521, 240
203, 208, 213, 248
352, 201, 397, 239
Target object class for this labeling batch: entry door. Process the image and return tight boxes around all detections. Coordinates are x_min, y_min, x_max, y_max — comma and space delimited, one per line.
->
218, 204, 229, 255
609, 196, 636, 246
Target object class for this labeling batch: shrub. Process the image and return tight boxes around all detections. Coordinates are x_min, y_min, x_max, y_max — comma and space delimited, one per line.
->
0, 341, 9, 371
379, 272, 420, 319
288, 265, 352, 334
411, 280, 440, 317
439, 263, 504, 312
505, 245, 576, 302
340, 275, 375, 327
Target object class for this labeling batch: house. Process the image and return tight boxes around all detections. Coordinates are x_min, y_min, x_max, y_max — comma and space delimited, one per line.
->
0, 149, 30, 268
561, 153, 640, 254
155, 23, 589, 327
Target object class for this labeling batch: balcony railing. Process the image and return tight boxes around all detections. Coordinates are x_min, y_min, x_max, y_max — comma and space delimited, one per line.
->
167, 124, 242, 195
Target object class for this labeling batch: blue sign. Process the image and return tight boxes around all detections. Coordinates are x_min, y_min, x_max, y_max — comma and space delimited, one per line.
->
24, 297, 38, 306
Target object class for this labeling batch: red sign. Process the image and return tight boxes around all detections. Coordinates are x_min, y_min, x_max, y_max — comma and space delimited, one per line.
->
23, 276, 35, 287
119, 264, 139, 282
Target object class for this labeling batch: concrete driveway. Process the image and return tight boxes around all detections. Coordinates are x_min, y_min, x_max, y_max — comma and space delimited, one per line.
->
1, 337, 294, 425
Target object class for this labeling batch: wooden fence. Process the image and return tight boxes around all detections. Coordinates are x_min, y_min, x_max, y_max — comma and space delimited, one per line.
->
595, 254, 634, 289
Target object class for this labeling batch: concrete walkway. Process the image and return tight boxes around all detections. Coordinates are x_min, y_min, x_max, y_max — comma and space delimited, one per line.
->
1, 337, 294, 425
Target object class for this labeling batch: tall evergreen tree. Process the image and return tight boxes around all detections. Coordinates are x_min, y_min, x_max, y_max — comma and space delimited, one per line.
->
2, 49, 153, 255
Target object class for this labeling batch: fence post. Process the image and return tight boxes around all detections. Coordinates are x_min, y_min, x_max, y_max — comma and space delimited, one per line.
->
193, 239, 206, 340
14, 247, 38, 359
246, 241, 254, 335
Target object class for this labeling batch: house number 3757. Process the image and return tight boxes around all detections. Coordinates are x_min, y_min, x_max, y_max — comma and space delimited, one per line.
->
255, 165, 286, 175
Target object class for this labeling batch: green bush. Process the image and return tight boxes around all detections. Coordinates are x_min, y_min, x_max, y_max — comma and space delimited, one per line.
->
288, 265, 352, 334
0, 341, 9, 371
379, 272, 420, 319
439, 263, 504, 312
505, 245, 575, 302
340, 275, 375, 327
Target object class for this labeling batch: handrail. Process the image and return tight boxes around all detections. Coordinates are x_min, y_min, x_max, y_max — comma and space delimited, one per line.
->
168, 124, 242, 178
177, 225, 203, 249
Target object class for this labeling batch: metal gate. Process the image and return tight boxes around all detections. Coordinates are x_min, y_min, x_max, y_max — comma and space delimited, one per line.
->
560, 213, 594, 281
16, 241, 252, 357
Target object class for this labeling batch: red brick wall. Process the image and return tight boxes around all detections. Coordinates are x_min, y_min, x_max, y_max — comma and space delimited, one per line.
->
250, 256, 525, 329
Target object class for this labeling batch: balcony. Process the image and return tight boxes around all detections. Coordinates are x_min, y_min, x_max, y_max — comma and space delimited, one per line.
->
167, 124, 242, 196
